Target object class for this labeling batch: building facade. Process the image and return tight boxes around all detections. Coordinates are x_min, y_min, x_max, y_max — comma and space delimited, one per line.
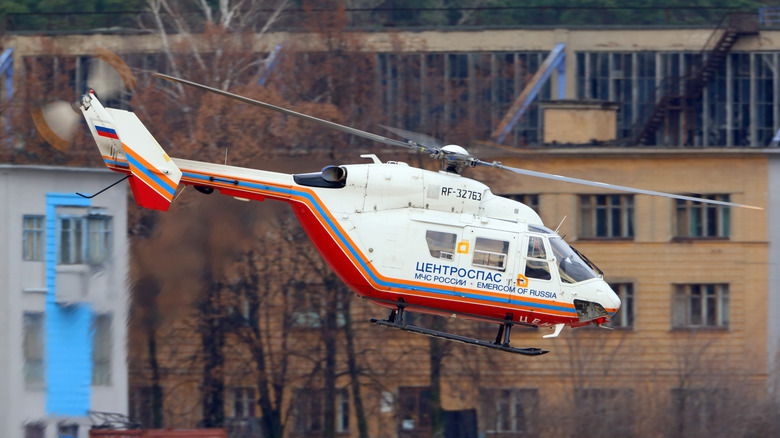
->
0, 165, 129, 438
3, 17, 780, 437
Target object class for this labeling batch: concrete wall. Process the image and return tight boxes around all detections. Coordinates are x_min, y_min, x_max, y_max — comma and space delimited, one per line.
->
768, 152, 780, 385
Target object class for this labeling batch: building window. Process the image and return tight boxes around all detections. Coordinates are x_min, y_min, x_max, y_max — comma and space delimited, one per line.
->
607, 283, 634, 328
292, 388, 349, 435
291, 283, 346, 329
24, 422, 45, 438
472, 237, 509, 271
23, 215, 44, 261
479, 388, 538, 436
91, 314, 112, 386
504, 194, 540, 214
375, 51, 548, 147
579, 195, 634, 238
23, 312, 45, 386
57, 423, 78, 438
675, 195, 730, 238
425, 230, 457, 260
672, 284, 729, 328
233, 387, 256, 418
59, 214, 112, 265
129, 386, 155, 428
574, 388, 634, 437
672, 388, 725, 436
398, 386, 432, 437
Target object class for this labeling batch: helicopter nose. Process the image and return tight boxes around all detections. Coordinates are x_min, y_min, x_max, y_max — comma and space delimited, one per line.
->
604, 284, 621, 311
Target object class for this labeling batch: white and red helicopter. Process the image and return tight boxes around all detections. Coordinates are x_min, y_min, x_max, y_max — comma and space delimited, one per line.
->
35, 63, 758, 356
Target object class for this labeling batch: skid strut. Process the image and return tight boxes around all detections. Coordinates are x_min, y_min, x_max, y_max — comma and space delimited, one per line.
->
370, 303, 548, 356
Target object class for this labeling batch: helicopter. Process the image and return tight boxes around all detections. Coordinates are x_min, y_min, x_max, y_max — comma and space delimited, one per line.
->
34, 57, 759, 356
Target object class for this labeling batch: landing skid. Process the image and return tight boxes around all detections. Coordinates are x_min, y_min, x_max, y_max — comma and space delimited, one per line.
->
369, 305, 548, 356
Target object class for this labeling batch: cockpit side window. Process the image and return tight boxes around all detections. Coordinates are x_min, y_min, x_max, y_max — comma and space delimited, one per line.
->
525, 235, 552, 280
425, 230, 457, 260
550, 236, 598, 284
472, 237, 509, 271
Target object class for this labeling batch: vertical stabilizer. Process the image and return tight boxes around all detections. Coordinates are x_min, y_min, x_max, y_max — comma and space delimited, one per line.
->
81, 92, 181, 211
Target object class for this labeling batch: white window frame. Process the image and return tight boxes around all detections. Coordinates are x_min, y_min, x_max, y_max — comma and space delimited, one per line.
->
673, 284, 729, 328
58, 214, 112, 265
23, 215, 44, 261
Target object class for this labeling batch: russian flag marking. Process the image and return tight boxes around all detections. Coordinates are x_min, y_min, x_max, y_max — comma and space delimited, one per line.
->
96, 126, 119, 139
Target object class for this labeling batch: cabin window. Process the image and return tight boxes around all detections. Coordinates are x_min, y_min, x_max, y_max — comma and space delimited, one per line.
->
525, 236, 551, 280
425, 230, 457, 260
472, 237, 509, 271
549, 236, 598, 284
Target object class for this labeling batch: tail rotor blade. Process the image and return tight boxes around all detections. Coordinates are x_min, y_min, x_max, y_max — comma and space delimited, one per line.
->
87, 48, 137, 100
31, 100, 81, 151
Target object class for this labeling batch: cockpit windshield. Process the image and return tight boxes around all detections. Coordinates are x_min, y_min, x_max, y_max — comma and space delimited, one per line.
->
549, 236, 599, 284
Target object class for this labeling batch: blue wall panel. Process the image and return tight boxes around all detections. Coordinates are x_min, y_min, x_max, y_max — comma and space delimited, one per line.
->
45, 193, 93, 416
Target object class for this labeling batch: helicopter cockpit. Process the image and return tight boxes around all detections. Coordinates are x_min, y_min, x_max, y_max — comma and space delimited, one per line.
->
527, 226, 600, 284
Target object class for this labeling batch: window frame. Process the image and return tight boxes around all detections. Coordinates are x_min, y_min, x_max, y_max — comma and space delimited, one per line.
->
292, 387, 350, 435
23, 312, 45, 387
524, 235, 552, 281
479, 388, 538, 436
573, 388, 635, 437
58, 214, 113, 265
24, 423, 46, 438
91, 313, 113, 386
425, 230, 457, 261
398, 386, 432, 437
674, 194, 730, 239
671, 388, 726, 435
578, 194, 634, 239
472, 237, 510, 271
232, 386, 256, 418
606, 283, 634, 329
23, 215, 45, 261
672, 284, 729, 329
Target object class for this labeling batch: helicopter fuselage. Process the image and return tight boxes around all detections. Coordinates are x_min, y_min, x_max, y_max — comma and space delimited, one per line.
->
144, 155, 621, 332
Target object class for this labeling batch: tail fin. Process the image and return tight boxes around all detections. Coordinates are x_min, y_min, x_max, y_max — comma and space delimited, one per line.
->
81, 91, 181, 211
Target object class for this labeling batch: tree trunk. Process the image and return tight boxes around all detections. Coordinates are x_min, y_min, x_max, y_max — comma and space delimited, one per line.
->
322, 282, 339, 438
429, 317, 446, 438
147, 327, 164, 428
199, 276, 225, 428
246, 250, 285, 438
343, 298, 369, 438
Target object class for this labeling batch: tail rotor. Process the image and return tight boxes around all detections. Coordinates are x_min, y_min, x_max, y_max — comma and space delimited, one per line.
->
32, 48, 136, 152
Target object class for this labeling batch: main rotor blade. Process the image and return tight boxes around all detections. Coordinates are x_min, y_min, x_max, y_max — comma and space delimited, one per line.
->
380, 125, 444, 148
477, 160, 762, 210
153, 73, 433, 154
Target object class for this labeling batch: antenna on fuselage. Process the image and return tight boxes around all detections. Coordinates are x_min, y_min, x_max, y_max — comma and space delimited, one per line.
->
554, 216, 567, 234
